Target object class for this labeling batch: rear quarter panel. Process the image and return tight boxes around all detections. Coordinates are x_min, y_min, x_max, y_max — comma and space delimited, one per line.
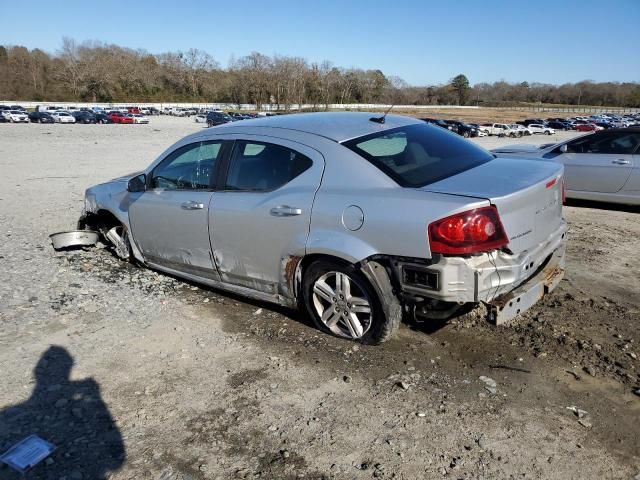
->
308, 143, 488, 262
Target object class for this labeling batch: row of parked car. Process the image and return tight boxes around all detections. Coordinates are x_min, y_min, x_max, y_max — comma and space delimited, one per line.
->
422, 113, 640, 139
0, 105, 151, 124
0, 104, 269, 126
421, 118, 555, 138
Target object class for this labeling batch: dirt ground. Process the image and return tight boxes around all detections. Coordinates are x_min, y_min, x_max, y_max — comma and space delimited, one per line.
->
0, 116, 638, 480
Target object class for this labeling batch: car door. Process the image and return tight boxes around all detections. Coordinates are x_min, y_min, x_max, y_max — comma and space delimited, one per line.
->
559, 132, 638, 193
209, 137, 324, 295
128, 140, 225, 279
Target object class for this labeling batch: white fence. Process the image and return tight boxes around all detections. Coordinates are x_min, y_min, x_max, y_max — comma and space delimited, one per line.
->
1, 101, 480, 111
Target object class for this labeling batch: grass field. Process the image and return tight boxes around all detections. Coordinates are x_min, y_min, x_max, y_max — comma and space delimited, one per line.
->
349, 105, 638, 124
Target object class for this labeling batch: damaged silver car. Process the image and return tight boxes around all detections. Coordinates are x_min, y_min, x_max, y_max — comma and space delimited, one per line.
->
79, 112, 566, 344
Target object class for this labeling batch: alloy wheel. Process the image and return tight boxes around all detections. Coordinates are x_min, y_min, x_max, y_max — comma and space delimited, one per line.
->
312, 271, 372, 339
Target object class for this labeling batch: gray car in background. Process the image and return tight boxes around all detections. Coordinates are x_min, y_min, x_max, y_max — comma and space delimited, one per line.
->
80, 113, 566, 343
492, 128, 640, 205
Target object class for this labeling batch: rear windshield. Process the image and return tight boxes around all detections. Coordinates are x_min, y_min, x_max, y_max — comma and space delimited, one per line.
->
343, 123, 494, 188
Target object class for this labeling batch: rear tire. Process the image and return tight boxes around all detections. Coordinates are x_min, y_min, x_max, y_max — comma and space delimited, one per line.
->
302, 260, 393, 344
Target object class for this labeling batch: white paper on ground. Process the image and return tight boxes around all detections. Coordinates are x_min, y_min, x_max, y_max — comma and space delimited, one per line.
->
0, 435, 56, 472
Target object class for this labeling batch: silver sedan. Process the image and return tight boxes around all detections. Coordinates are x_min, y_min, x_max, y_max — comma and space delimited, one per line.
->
492, 128, 640, 205
79, 112, 566, 343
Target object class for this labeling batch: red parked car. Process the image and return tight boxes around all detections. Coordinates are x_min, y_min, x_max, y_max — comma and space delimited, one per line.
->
575, 123, 601, 132
127, 107, 140, 114
108, 112, 135, 124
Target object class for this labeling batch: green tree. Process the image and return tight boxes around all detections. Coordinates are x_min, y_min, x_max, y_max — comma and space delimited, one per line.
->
450, 74, 470, 105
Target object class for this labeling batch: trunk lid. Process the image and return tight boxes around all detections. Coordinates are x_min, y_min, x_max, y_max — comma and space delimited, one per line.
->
420, 157, 564, 254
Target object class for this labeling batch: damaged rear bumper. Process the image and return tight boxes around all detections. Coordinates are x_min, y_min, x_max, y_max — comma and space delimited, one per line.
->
486, 249, 564, 325
396, 221, 567, 323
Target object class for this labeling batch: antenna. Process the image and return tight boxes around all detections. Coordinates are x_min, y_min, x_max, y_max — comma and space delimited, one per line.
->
370, 104, 394, 124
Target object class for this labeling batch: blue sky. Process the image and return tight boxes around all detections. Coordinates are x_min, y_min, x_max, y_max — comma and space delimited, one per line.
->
1, 0, 638, 86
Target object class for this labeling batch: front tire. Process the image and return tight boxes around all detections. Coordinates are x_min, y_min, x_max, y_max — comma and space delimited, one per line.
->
302, 260, 390, 344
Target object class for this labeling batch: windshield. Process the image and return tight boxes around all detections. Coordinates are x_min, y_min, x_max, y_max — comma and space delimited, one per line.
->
343, 123, 494, 188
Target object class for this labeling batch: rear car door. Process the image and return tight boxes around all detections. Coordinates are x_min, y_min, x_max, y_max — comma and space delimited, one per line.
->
128, 140, 225, 279
209, 137, 324, 295
559, 132, 638, 193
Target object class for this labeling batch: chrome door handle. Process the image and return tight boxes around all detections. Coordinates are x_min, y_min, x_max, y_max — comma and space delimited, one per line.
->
612, 159, 630, 165
270, 205, 302, 217
181, 201, 204, 210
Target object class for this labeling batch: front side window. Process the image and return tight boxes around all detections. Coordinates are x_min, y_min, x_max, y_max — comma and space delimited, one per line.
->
225, 141, 312, 192
565, 133, 640, 154
343, 123, 493, 188
152, 141, 222, 190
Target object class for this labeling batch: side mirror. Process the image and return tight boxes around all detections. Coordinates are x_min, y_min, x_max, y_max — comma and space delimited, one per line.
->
559, 144, 568, 153
127, 174, 147, 192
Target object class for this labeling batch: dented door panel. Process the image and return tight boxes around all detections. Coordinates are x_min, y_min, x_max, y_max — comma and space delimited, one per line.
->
129, 190, 218, 278
209, 136, 325, 295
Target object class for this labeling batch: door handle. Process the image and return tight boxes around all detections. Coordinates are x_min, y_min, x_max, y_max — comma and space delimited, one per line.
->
181, 201, 204, 210
612, 159, 630, 165
270, 205, 302, 217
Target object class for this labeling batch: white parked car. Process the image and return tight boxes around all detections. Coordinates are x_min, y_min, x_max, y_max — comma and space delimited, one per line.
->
51, 111, 76, 124
139, 107, 151, 115
528, 124, 555, 135
493, 128, 640, 205
35, 105, 60, 113
510, 124, 532, 136
194, 114, 207, 123
479, 123, 514, 137
131, 114, 150, 124
2, 110, 29, 123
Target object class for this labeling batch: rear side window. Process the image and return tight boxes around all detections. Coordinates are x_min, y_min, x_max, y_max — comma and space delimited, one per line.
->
343, 123, 493, 188
225, 141, 312, 192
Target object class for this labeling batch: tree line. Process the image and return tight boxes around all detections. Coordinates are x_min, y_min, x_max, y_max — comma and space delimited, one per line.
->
1, 39, 639, 108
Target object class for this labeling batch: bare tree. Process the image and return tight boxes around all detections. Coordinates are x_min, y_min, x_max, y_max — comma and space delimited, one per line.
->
1, 39, 639, 108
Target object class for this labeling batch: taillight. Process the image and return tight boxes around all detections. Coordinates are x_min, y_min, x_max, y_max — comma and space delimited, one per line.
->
561, 177, 566, 204
428, 206, 508, 255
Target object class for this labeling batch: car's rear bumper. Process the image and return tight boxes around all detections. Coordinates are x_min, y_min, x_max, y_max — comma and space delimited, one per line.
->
484, 247, 564, 324
396, 221, 567, 320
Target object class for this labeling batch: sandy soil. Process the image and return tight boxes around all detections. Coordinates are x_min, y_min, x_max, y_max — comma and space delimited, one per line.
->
0, 117, 638, 480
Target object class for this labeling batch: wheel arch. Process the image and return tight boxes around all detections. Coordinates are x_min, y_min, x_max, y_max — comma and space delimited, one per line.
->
294, 253, 402, 343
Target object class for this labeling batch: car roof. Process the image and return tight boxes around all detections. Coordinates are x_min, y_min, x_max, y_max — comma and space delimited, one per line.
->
212, 112, 422, 142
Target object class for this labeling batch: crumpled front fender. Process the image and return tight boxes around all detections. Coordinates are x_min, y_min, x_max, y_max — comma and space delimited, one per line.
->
82, 181, 146, 263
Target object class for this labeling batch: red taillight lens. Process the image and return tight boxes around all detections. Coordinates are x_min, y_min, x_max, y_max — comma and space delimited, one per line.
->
428, 206, 508, 255
561, 177, 566, 204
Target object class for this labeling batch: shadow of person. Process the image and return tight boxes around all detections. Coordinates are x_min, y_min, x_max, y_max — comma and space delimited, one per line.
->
0, 346, 125, 479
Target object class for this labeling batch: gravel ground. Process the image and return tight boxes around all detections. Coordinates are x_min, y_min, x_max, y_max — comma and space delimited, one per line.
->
0, 117, 638, 480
